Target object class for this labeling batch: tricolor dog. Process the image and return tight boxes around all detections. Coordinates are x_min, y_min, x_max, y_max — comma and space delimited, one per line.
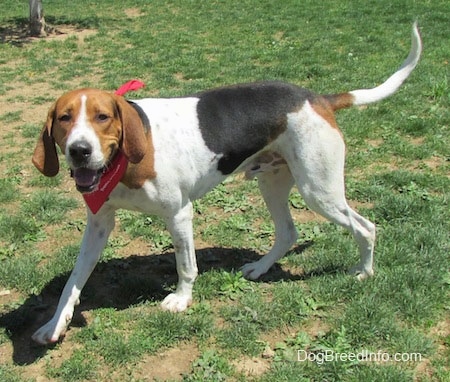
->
32, 24, 421, 344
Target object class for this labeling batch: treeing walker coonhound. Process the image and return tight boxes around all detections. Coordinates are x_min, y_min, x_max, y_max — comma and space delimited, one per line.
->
31, 24, 421, 344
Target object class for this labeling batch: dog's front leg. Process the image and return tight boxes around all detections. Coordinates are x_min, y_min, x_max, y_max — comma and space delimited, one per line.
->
161, 202, 198, 312
32, 207, 115, 345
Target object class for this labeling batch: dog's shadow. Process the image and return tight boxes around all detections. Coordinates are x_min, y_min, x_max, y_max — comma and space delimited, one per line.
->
0, 243, 332, 365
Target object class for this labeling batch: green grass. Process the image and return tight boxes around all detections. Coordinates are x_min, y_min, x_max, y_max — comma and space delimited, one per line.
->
0, 0, 449, 381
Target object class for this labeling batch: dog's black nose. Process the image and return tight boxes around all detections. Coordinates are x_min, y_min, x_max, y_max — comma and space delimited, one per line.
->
69, 141, 92, 165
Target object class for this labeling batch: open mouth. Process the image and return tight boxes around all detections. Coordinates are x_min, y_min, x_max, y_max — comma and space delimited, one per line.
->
71, 167, 103, 193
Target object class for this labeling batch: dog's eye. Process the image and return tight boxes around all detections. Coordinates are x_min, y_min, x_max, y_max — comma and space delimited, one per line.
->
59, 114, 71, 122
96, 114, 109, 122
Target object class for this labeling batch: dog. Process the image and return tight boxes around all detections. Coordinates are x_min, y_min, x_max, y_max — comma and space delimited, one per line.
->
31, 24, 421, 344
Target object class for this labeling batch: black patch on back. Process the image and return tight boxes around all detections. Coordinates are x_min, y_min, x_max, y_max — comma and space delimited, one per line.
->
196, 81, 313, 174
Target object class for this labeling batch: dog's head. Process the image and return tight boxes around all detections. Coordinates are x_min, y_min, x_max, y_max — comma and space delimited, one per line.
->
32, 89, 147, 192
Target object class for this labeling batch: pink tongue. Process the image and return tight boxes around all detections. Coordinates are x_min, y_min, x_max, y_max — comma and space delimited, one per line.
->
73, 168, 98, 187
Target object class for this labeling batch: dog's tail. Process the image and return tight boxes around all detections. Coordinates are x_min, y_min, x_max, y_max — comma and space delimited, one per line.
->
324, 22, 422, 111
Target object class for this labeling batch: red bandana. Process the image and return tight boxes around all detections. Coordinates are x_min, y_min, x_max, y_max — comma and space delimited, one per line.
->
83, 80, 145, 214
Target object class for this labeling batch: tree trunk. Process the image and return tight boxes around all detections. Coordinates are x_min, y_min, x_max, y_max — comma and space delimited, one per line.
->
29, 0, 46, 37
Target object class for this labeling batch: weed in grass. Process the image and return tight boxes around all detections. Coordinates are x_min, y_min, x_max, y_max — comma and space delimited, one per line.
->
0, 243, 17, 261
195, 270, 254, 301
273, 331, 313, 362
184, 350, 233, 382
313, 325, 359, 359
218, 270, 252, 299
241, 281, 318, 330
46, 349, 97, 381
294, 221, 327, 243
194, 269, 228, 300
289, 192, 307, 210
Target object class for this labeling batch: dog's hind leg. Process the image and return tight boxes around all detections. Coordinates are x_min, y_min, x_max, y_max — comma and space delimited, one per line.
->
241, 166, 298, 279
283, 121, 376, 280
303, 196, 376, 280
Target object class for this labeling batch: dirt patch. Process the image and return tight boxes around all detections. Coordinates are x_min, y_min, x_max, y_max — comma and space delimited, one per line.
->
1, 19, 96, 46
45, 26, 97, 44
408, 136, 426, 146
0, 289, 24, 309
136, 342, 199, 380
409, 156, 448, 173
124, 8, 146, 18
292, 208, 327, 223
367, 138, 384, 148
232, 356, 270, 377
1, 82, 59, 119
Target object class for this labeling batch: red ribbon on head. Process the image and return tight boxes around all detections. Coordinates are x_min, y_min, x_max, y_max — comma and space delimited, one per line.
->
83, 80, 145, 214
114, 80, 145, 96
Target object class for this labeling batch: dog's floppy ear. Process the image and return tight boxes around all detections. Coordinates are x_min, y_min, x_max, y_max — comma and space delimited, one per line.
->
114, 95, 147, 164
32, 104, 60, 177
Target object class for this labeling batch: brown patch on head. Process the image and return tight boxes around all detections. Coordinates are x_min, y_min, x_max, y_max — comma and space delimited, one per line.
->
40, 88, 125, 159
32, 89, 155, 186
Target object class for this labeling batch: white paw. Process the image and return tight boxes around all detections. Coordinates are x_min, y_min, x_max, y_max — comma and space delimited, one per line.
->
160, 293, 192, 313
31, 314, 72, 345
241, 261, 269, 280
349, 264, 374, 281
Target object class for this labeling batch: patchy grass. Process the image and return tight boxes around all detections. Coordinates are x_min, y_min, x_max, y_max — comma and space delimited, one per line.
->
0, 0, 449, 381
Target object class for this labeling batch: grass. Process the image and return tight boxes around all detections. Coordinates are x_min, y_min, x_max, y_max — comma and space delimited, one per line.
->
0, 0, 449, 381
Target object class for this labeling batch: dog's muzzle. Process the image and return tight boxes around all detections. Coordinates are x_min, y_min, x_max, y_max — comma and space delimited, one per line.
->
68, 141, 103, 193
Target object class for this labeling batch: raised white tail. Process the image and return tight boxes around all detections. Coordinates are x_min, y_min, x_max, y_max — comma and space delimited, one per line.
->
350, 22, 422, 105
325, 23, 422, 110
